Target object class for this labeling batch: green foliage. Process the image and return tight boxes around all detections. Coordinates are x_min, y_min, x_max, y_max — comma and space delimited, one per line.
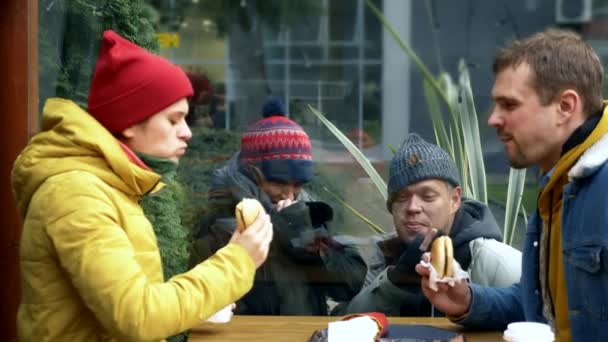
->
177, 127, 241, 229
140, 161, 190, 342
487, 182, 536, 216
502, 169, 527, 245
39, 0, 159, 109
426, 62, 488, 203
141, 177, 190, 281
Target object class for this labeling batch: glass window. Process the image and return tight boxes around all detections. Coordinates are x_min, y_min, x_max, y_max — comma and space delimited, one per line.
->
38, 0, 603, 317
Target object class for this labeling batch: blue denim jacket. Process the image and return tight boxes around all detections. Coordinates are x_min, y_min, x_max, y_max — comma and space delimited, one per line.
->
458, 141, 608, 341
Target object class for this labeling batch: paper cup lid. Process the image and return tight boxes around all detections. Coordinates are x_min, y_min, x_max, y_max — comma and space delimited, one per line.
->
503, 322, 554, 341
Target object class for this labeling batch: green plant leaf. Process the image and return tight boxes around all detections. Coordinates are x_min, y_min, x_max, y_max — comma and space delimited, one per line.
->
504, 168, 527, 245
423, 78, 452, 157
456, 60, 487, 203
387, 144, 397, 156
439, 72, 472, 197
320, 185, 386, 234
308, 105, 387, 200
438, 74, 462, 162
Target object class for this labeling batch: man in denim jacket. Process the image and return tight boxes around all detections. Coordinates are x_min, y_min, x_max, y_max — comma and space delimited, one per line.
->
416, 28, 608, 342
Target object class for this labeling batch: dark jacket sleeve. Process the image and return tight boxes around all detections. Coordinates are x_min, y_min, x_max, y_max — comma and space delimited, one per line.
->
270, 201, 322, 263
271, 201, 367, 300
189, 203, 235, 268
321, 243, 367, 301
330, 267, 428, 316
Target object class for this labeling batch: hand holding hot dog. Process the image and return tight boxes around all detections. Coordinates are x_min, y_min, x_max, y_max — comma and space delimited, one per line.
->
416, 256, 472, 317
230, 198, 273, 268
430, 236, 454, 279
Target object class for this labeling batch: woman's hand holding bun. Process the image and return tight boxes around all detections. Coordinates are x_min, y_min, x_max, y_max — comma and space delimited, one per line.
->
231, 198, 273, 268
235, 198, 265, 232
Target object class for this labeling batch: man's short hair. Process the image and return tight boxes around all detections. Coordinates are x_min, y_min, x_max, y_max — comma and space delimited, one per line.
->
493, 28, 604, 116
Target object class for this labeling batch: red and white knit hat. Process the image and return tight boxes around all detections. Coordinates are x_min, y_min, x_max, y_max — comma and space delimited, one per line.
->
239, 96, 313, 183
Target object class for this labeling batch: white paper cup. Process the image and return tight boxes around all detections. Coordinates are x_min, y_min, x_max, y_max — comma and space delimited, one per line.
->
206, 305, 233, 323
503, 322, 554, 342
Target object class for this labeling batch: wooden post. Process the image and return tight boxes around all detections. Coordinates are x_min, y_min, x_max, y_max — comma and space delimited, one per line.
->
0, 0, 37, 340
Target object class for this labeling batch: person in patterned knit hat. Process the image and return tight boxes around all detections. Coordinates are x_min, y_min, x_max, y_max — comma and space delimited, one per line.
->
190, 96, 367, 315
239, 95, 314, 192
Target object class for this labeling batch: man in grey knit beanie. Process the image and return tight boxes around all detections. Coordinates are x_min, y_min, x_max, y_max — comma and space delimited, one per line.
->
383, 133, 467, 244
332, 133, 521, 317
387, 133, 461, 213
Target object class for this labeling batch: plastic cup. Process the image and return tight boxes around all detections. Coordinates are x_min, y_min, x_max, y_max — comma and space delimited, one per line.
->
206, 305, 233, 323
503, 322, 554, 342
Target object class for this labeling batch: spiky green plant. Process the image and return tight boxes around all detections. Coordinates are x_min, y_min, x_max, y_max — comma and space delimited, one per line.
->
306, 0, 528, 245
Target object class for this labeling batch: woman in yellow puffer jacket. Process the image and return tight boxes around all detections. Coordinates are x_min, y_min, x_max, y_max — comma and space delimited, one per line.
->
11, 30, 273, 342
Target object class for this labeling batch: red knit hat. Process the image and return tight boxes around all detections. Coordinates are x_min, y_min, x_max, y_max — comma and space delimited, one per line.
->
87, 30, 193, 134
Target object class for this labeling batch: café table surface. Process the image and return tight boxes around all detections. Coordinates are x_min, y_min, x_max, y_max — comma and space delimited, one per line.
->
189, 315, 503, 341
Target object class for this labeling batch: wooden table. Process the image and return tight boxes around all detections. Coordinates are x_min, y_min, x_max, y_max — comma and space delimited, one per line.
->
189, 315, 502, 341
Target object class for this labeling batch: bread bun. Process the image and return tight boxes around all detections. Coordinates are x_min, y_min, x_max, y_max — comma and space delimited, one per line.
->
235, 198, 264, 232
431, 236, 454, 278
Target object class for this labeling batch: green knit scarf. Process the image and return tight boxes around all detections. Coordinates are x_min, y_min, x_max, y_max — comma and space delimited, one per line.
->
137, 153, 190, 342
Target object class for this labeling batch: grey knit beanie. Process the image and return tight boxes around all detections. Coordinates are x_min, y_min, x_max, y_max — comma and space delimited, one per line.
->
387, 133, 461, 211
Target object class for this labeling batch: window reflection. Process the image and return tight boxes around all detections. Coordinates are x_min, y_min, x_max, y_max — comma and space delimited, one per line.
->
37, 0, 597, 317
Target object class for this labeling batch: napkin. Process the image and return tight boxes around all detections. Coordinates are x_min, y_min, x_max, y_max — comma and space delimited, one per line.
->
420, 252, 469, 291
309, 313, 466, 342
327, 312, 388, 342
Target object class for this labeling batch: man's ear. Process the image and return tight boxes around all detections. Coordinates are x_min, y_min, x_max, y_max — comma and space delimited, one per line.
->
450, 186, 462, 214
557, 89, 580, 125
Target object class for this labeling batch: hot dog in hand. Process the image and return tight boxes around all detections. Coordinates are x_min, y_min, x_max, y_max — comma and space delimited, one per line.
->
431, 236, 454, 278
235, 198, 265, 232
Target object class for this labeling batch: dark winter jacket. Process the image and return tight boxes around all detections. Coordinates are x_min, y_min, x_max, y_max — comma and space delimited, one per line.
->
332, 200, 521, 317
190, 153, 367, 315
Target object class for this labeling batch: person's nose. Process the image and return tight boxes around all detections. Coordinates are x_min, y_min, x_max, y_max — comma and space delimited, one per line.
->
405, 196, 422, 214
487, 108, 503, 129
179, 122, 192, 141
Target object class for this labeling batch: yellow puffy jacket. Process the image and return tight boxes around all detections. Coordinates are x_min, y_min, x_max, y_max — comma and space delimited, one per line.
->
12, 98, 255, 341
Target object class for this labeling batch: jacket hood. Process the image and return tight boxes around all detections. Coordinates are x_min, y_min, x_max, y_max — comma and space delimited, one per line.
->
568, 130, 608, 181
544, 106, 608, 195
11, 98, 161, 218
450, 199, 503, 248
